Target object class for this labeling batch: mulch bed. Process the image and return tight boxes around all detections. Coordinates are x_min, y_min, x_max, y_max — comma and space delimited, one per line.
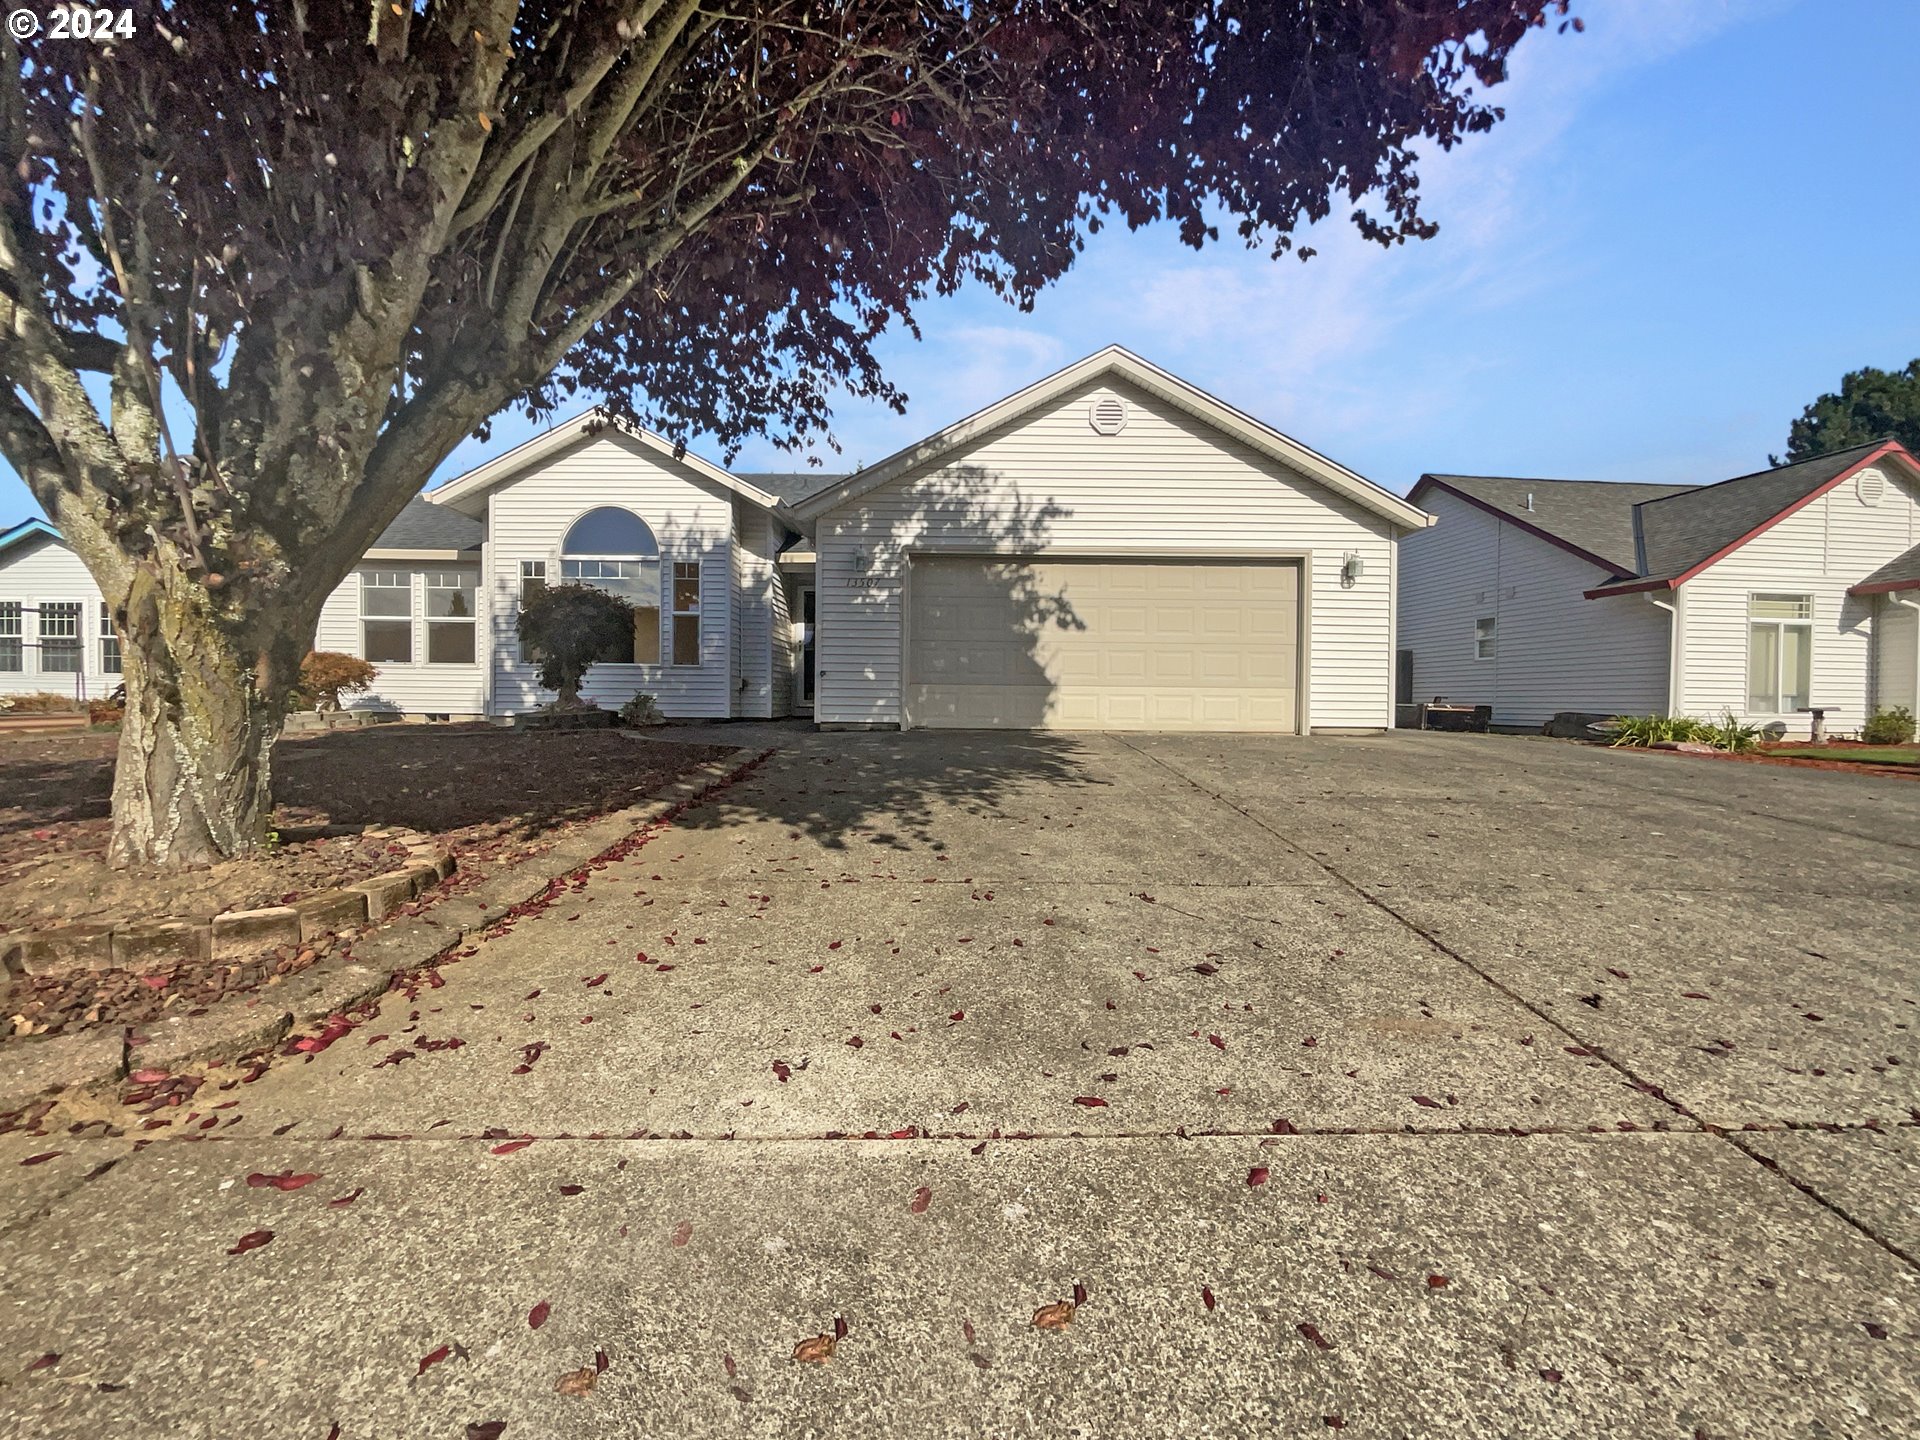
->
2, 723, 735, 1039
1630, 739, 1920, 781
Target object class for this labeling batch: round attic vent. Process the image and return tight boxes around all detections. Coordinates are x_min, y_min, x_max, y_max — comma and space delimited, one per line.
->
1088, 395, 1129, 436
1857, 468, 1886, 506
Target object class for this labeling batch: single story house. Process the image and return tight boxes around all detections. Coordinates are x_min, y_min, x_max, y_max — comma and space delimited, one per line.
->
0, 347, 1430, 732
1398, 439, 1920, 734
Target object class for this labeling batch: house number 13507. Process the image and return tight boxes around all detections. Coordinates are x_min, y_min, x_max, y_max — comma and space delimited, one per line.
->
842, 577, 882, 589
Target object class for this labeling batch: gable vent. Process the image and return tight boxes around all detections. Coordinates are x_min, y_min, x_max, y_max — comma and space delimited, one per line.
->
1088, 395, 1129, 436
1857, 468, 1886, 506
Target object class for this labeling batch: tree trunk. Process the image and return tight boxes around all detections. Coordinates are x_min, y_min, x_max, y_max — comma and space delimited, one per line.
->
106, 568, 308, 868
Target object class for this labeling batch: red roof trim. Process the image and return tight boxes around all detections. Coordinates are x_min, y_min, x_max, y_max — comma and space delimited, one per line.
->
1411, 476, 1632, 576
1666, 441, 1909, 587
1850, 578, 1920, 597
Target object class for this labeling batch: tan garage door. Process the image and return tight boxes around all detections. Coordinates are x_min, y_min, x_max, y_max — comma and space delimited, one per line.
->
905, 556, 1300, 731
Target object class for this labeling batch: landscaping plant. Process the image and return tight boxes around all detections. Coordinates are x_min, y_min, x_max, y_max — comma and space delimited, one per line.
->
1861, 706, 1916, 745
1697, 711, 1761, 753
517, 585, 637, 710
618, 693, 664, 728
0, 2, 1574, 867
294, 652, 379, 712
1609, 714, 1703, 747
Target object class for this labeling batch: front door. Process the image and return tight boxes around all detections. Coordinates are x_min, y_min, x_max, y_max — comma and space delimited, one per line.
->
796, 585, 816, 705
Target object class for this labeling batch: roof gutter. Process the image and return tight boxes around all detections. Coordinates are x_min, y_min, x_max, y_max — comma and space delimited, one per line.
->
1646, 592, 1683, 716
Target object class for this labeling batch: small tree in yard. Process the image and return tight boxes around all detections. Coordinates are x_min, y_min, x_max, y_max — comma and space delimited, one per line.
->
517, 584, 635, 710
295, 651, 378, 712
1, 2, 1576, 866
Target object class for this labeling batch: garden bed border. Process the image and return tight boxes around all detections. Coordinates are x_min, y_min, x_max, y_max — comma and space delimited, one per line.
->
0, 745, 762, 1120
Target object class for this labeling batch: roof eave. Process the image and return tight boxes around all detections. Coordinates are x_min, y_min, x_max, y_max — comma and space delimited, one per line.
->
1413, 475, 1634, 575
795, 347, 1427, 529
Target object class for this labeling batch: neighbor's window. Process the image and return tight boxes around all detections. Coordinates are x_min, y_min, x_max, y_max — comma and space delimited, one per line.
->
425, 570, 477, 664
1748, 593, 1813, 713
99, 602, 121, 674
39, 601, 82, 673
1473, 616, 1497, 661
0, 601, 21, 672
672, 561, 701, 666
560, 506, 660, 664
518, 560, 546, 662
360, 569, 413, 663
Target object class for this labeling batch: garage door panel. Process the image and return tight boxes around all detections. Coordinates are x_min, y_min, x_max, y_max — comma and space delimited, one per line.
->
908, 557, 1299, 732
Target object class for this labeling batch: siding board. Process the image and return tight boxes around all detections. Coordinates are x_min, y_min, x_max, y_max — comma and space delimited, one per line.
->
814, 377, 1400, 730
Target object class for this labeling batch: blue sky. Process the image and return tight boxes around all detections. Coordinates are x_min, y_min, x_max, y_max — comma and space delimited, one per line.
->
6, 0, 1918, 524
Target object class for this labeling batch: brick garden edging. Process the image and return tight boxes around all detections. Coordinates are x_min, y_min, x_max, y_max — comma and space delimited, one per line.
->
0, 746, 771, 1121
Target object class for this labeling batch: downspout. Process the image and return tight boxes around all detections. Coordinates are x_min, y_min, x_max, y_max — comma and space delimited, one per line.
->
1647, 590, 1680, 716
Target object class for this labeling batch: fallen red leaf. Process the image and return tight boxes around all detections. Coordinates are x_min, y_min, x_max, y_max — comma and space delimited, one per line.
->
557, 1184, 584, 1196
418, 1344, 452, 1376
128, 1068, 169, 1085
1247, 1166, 1270, 1187
227, 1229, 274, 1255
908, 1185, 932, 1215
490, 1140, 533, 1155
595, 1348, 611, 1372
1411, 1095, 1443, 1109
1207, 1033, 1226, 1051
327, 1187, 365, 1208
20, 1152, 62, 1166
1540, 1367, 1563, 1384
1071, 1096, 1108, 1108
1201, 1286, 1217, 1311
140, 975, 170, 989
1426, 1274, 1450, 1289
27, 1352, 58, 1371
1297, 1321, 1333, 1351
246, 1171, 321, 1192
465, 1422, 505, 1440
584, 973, 608, 987
670, 1220, 693, 1247
528, 1300, 551, 1330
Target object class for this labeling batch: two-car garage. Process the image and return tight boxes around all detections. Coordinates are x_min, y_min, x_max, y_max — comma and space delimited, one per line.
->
904, 556, 1302, 732
789, 348, 1431, 734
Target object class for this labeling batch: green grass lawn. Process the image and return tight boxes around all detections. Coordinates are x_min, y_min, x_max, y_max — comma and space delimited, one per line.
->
1768, 746, 1920, 766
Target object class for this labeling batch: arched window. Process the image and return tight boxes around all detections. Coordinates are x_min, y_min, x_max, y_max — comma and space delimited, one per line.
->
560, 506, 660, 664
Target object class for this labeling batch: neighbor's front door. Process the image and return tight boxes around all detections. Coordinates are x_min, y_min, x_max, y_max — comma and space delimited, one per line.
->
797, 586, 816, 705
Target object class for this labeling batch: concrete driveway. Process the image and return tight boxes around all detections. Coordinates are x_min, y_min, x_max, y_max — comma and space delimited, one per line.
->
3, 728, 1916, 1438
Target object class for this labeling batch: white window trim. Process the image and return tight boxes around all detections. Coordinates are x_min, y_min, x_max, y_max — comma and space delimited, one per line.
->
1473, 615, 1496, 662
1746, 591, 1814, 715
37, 599, 84, 675
423, 570, 478, 666
99, 601, 121, 674
360, 569, 415, 665
0, 599, 23, 674
670, 560, 702, 667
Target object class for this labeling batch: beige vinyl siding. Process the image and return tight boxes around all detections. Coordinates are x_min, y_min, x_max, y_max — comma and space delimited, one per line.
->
1398, 489, 1669, 727
313, 565, 487, 715
815, 378, 1398, 730
1873, 597, 1919, 713
730, 502, 780, 718
483, 431, 736, 717
1676, 464, 1920, 733
0, 537, 118, 698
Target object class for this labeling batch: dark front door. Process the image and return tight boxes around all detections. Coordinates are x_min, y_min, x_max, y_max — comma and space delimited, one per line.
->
798, 586, 816, 705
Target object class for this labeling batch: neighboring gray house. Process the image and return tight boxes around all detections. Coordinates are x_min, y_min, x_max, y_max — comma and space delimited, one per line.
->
1, 347, 1431, 732
1399, 440, 1920, 734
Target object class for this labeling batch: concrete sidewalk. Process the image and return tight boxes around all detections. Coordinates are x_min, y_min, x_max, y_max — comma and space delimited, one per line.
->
3, 730, 1915, 1438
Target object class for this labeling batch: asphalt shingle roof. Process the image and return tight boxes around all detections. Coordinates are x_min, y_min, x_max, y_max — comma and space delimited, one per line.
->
1420, 474, 1696, 575
1858, 539, 1920, 592
1628, 441, 1887, 583
736, 471, 851, 506
372, 497, 484, 552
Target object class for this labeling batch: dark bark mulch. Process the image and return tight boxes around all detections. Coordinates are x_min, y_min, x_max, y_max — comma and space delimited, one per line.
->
0, 722, 734, 933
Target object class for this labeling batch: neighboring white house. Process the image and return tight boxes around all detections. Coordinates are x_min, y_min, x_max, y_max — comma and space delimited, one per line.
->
1, 347, 1430, 732
1399, 440, 1920, 734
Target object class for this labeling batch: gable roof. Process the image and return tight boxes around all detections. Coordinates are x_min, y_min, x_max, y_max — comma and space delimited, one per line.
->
0, 516, 63, 558
366, 497, 484, 554
736, 470, 850, 507
1411, 474, 1695, 576
1852, 539, 1920, 596
429, 409, 783, 517
1585, 439, 1913, 597
788, 346, 1431, 530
